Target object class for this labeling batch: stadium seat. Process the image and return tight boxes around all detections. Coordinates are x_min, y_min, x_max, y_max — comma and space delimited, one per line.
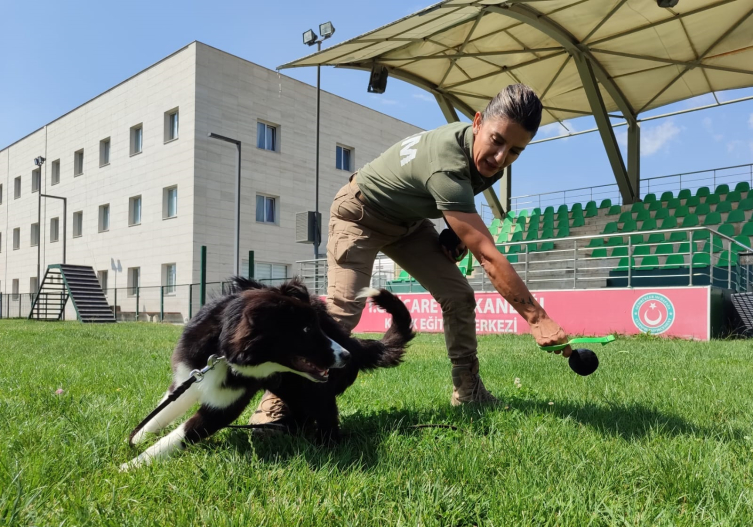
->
512, 222, 524, 233
649, 201, 664, 212
727, 209, 746, 224
714, 184, 730, 195
635, 209, 651, 221
666, 198, 682, 209
542, 218, 554, 230
495, 231, 509, 243
527, 242, 539, 252
630, 202, 645, 213
525, 228, 539, 241
703, 212, 722, 226
695, 203, 711, 216
541, 228, 554, 239
660, 216, 678, 229
696, 186, 710, 198
705, 194, 720, 205
693, 230, 710, 242
692, 253, 711, 268
738, 198, 753, 211
685, 196, 700, 208
556, 218, 569, 230
742, 222, 753, 236
639, 218, 657, 231
507, 243, 522, 254
664, 254, 686, 269
517, 209, 529, 219
587, 237, 605, 248
654, 208, 670, 220
725, 191, 742, 203
511, 232, 524, 243
639, 256, 659, 270
557, 204, 569, 215
718, 223, 735, 238
660, 191, 674, 202
585, 200, 597, 211
533, 208, 542, 216
616, 257, 636, 272
590, 248, 607, 258
630, 233, 644, 245
735, 181, 751, 193
607, 205, 622, 216
397, 270, 411, 281
669, 231, 688, 242
539, 241, 554, 251
732, 235, 751, 253
506, 254, 519, 264
571, 203, 583, 214
634, 245, 651, 257
556, 226, 570, 238
677, 242, 691, 254
647, 233, 665, 244
678, 189, 692, 200
607, 236, 625, 246
489, 218, 501, 234
599, 199, 612, 209
572, 216, 585, 228
718, 250, 738, 267
701, 237, 723, 253
585, 208, 598, 218
611, 246, 628, 257
620, 220, 637, 232
544, 206, 555, 215
618, 211, 632, 223
655, 244, 674, 255
715, 201, 733, 214
674, 205, 689, 218
681, 214, 699, 227
644, 193, 657, 203
602, 222, 619, 234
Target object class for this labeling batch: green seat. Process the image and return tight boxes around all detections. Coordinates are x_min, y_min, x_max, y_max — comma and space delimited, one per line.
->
518, 209, 529, 218
541, 228, 554, 239
590, 248, 607, 258
660, 191, 674, 202
647, 233, 665, 244
693, 230, 710, 242
620, 219, 637, 232
732, 235, 751, 253
602, 222, 619, 234
571, 203, 583, 214
735, 182, 750, 193
510, 231, 524, 243
682, 214, 699, 228
692, 253, 711, 268
639, 256, 659, 270
611, 246, 628, 257
571, 208, 584, 220
655, 244, 674, 255
659, 216, 677, 229
556, 218, 569, 230
728, 209, 746, 224
695, 203, 711, 216
630, 202, 645, 213
643, 193, 657, 203
587, 237, 605, 248
701, 237, 723, 254
677, 242, 691, 254
649, 201, 664, 212
585, 207, 598, 218
496, 231, 509, 243
742, 222, 753, 236
630, 233, 644, 245
669, 231, 688, 242
544, 206, 555, 215
512, 222, 523, 233
654, 208, 670, 220
664, 254, 686, 269
397, 270, 411, 281
666, 198, 682, 209
527, 242, 539, 252
505, 253, 519, 264
715, 184, 730, 195
607, 236, 625, 246
556, 226, 570, 238
705, 194, 720, 205
525, 229, 539, 241
634, 245, 651, 257
703, 212, 722, 226
532, 208, 542, 216
489, 218, 501, 234
639, 218, 657, 231
718, 251, 738, 267
674, 205, 689, 218
678, 189, 692, 200
737, 198, 753, 211
507, 243, 521, 254
572, 216, 585, 228
616, 257, 636, 272
585, 200, 597, 211
557, 204, 569, 215
607, 205, 622, 216
599, 199, 612, 209
715, 201, 733, 214
542, 218, 554, 230
457, 266, 467, 275
718, 223, 736, 238
635, 209, 651, 221
696, 186, 710, 198
539, 241, 554, 251
618, 211, 633, 223
725, 191, 741, 203
685, 196, 700, 208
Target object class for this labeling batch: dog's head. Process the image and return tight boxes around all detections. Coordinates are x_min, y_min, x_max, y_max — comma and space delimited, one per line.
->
222, 280, 349, 382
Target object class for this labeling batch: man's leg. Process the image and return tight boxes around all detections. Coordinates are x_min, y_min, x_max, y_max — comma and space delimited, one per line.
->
382, 220, 497, 405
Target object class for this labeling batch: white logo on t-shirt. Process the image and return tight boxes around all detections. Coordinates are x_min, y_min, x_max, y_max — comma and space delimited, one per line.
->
399, 132, 428, 166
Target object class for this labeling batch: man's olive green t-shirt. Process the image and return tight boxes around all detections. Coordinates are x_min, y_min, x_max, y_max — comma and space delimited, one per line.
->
355, 122, 502, 223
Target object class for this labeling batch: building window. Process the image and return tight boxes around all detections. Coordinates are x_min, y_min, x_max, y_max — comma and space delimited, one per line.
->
50, 217, 59, 243
100, 138, 111, 166
32, 168, 40, 193
12, 279, 19, 301
257, 122, 278, 151
0, 184, 3, 204
256, 195, 277, 224
73, 211, 83, 238
13, 228, 20, 250
128, 267, 140, 296
162, 263, 177, 294
31, 223, 39, 247
336, 145, 352, 171
99, 204, 110, 232
97, 270, 108, 291
163, 186, 177, 219
51, 159, 60, 185
74, 149, 84, 176
255, 263, 289, 286
165, 108, 179, 142
129, 196, 142, 226
14, 176, 21, 199
130, 124, 143, 155
30, 277, 38, 295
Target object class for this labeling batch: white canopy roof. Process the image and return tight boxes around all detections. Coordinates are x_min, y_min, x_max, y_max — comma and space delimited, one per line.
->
281, 0, 753, 127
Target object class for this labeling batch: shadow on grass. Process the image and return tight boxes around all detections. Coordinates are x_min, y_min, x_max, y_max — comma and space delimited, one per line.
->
219, 397, 743, 471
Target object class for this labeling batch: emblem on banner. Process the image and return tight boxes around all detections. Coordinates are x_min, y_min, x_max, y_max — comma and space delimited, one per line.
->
632, 293, 675, 334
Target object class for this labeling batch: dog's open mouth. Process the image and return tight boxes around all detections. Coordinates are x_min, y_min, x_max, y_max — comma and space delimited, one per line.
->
291, 356, 330, 382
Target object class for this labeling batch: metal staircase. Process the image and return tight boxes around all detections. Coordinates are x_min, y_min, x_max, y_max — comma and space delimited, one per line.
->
29, 264, 116, 323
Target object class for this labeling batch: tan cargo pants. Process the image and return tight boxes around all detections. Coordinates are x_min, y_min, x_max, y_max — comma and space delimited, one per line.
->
326, 177, 478, 364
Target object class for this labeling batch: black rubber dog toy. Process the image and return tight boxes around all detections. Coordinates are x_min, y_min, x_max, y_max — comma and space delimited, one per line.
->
568, 348, 599, 376
438, 228, 465, 261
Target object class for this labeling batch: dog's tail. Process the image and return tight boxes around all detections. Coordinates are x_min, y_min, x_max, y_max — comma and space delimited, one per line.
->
353, 288, 415, 370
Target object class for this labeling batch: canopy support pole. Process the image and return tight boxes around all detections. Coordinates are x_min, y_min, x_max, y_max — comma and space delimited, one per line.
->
628, 121, 640, 200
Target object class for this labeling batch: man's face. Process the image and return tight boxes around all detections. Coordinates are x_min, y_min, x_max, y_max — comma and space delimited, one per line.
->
471, 112, 533, 178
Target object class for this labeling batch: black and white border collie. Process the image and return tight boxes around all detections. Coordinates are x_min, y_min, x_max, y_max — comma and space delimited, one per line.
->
121, 278, 413, 470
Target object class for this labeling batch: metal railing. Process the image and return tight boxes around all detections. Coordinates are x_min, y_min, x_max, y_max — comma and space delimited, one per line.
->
510, 163, 753, 216
295, 226, 753, 295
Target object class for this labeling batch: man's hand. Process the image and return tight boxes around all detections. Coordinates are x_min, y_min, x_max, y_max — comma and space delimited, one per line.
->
529, 316, 571, 357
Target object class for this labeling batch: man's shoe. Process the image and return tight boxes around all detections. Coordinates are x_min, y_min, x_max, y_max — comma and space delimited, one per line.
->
450, 359, 499, 406
248, 391, 292, 434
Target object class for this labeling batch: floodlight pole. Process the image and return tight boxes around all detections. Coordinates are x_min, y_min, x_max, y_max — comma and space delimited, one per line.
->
207, 133, 241, 277
35, 157, 45, 293
315, 39, 322, 260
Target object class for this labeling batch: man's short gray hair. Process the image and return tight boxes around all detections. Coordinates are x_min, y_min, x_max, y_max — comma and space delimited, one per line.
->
481, 84, 543, 137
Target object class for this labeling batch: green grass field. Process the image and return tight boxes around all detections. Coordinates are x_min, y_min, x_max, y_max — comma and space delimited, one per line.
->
1, 320, 753, 526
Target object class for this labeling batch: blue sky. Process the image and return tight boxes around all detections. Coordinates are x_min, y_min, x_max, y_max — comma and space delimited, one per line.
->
2, 0, 752, 203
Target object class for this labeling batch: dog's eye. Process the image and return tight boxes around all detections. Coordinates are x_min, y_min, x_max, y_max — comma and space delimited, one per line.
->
303, 326, 310, 333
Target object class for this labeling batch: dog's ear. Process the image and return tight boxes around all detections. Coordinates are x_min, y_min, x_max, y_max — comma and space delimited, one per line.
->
277, 278, 311, 303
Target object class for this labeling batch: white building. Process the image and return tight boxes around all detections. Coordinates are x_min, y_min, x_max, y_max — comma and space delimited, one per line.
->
0, 41, 421, 320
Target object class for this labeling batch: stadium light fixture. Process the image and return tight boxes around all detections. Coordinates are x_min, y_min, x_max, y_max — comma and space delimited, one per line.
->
319, 21, 335, 39
303, 29, 317, 46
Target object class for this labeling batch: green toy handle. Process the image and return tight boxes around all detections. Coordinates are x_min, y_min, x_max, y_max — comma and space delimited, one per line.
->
539, 335, 615, 352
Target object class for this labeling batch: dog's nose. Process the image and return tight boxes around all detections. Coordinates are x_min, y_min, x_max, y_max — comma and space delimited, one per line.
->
339, 350, 351, 362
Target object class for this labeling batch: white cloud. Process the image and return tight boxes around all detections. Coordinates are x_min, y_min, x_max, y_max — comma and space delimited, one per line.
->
714, 134, 724, 142
616, 120, 681, 156
369, 95, 399, 106
412, 92, 434, 103
537, 120, 578, 139
749, 113, 753, 129
702, 117, 712, 131
727, 140, 744, 153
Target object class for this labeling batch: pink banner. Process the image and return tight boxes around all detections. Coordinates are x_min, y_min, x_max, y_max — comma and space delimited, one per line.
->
354, 287, 710, 340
